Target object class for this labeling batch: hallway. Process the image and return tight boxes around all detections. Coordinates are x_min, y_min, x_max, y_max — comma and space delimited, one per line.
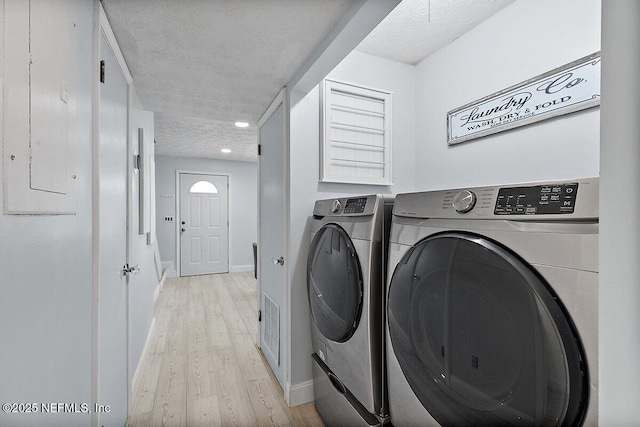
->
127, 272, 323, 426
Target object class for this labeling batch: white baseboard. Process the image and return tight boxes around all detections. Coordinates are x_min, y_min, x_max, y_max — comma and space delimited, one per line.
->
154, 270, 167, 304
131, 317, 156, 393
285, 379, 315, 407
230, 264, 253, 273
161, 261, 177, 278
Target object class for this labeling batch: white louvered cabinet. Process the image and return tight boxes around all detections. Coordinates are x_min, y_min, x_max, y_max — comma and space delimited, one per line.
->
321, 79, 392, 185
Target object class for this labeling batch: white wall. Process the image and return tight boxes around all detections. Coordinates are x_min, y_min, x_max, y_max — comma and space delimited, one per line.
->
288, 49, 416, 386
155, 155, 257, 273
600, 1, 640, 423
414, 0, 601, 190
0, 0, 93, 425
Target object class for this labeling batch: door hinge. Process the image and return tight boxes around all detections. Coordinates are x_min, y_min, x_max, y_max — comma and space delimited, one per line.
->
100, 60, 105, 83
258, 144, 261, 156
258, 310, 262, 322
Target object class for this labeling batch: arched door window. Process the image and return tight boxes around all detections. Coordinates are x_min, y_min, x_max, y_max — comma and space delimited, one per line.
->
189, 181, 218, 194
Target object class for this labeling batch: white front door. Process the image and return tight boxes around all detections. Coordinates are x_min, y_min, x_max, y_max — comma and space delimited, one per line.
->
97, 30, 129, 426
179, 173, 229, 276
258, 101, 286, 388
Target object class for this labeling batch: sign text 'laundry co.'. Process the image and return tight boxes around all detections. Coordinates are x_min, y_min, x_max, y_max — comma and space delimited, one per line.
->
447, 52, 600, 145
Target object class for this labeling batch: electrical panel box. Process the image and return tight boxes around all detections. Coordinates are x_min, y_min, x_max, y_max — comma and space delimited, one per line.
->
3, 0, 77, 214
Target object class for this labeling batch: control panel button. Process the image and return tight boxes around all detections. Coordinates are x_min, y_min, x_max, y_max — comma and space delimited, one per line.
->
452, 190, 477, 213
330, 199, 341, 213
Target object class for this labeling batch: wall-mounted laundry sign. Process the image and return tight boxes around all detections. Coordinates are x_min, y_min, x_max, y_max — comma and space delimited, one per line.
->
447, 52, 600, 145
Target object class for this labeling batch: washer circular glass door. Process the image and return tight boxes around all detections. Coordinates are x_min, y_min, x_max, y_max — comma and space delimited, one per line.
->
307, 224, 363, 343
388, 232, 588, 426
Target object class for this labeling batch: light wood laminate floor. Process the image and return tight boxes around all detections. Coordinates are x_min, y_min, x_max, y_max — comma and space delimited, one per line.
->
127, 272, 324, 427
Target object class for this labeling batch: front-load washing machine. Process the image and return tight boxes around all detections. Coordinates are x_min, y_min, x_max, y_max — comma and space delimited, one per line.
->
307, 194, 393, 426
386, 178, 598, 426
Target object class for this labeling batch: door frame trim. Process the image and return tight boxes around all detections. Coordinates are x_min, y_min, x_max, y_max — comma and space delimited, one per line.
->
92, 2, 134, 427
175, 170, 231, 277
257, 87, 291, 401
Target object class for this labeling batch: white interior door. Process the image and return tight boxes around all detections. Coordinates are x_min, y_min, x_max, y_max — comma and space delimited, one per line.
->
179, 173, 229, 276
97, 30, 129, 426
258, 101, 286, 388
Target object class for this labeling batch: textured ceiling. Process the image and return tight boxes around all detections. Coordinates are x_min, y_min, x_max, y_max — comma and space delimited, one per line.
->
357, 0, 515, 65
154, 113, 257, 162
102, 0, 515, 163
102, 0, 352, 162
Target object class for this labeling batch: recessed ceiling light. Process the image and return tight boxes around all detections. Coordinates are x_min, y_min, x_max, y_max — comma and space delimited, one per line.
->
221, 148, 232, 153
234, 121, 249, 128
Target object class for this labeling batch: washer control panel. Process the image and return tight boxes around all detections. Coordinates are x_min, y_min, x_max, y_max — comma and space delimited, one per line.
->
343, 197, 368, 214
313, 195, 380, 217
495, 183, 579, 215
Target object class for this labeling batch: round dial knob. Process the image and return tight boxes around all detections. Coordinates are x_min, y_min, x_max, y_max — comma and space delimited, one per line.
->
452, 190, 477, 213
330, 199, 341, 213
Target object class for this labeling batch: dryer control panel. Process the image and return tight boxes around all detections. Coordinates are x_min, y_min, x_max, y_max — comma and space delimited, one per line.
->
495, 183, 579, 215
393, 178, 598, 220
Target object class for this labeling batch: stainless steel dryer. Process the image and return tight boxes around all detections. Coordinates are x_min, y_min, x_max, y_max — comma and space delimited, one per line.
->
308, 195, 393, 426
386, 178, 599, 427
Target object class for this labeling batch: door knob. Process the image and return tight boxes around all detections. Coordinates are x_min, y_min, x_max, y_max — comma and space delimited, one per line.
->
272, 256, 284, 266
123, 264, 140, 275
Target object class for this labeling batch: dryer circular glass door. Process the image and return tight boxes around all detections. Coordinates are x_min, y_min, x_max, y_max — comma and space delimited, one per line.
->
307, 224, 363, 343
387, 232, 588, 427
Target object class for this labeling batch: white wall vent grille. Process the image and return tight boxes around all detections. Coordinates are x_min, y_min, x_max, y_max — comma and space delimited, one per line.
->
263, 292, 280, 365
321, 79, 392, 185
